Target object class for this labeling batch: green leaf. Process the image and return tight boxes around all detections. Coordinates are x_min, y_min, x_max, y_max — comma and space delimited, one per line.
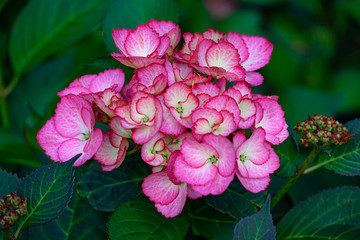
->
233, 195, 276, 240
205, 180, 265, 219
24, 190, 108, 240
0, 127, 41, 167
77, 155, 151, 211
277, 186, 360, 239
218, 9, 262, 36
274, 123, 298, 177
108, 197, 190, 240
190, 199, 238, 240
103, 0, 178, 53
15, 155, 78, 228
9, 0, 114, 75
317, 119, 360, 176
0, 168, 18, 197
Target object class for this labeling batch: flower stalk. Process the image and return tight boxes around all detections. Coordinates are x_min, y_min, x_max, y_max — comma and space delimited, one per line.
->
271, 147, 320, 209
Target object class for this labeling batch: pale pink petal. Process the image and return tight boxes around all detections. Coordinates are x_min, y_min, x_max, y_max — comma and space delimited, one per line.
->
226, 31, 249, 64
236, 173, 270, 193
187, 186, 203, 199
204, 95, 240, 125
124, 25, 160, 57
155, 182, 187, 218
57, 138, 86, 163
112, 28, 130, 56
109, 117, 132, 138
245, 71, 263, 86
191, 173, 234, 196
141, 132, 166, 165
174, 153, 217, 185
241, 35, 273, 71
206, 42, 240, 70
54, 95, 91, 138
37, 117, 67, 162
142, 171, 180, 205
181, 138, 218, 168
191, 108, 223, 135
89, 69, 125, 93
197, 39, 214, 67
58, 75, 95, 97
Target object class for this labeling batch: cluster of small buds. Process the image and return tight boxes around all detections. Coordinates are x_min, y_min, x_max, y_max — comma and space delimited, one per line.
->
294, 114, 354, 147
0, 192, 27, 228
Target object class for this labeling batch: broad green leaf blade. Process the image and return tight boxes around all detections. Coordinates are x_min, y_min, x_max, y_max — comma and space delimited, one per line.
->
190, 199, 238, 240
77, 155, 151, 211
0, 169, 18, 197
9, 0, 114, 74
233, 195, 276, 240
317, 119, 360, 176
24, 191, 108, 240
277, 186, 360, 240
0, 127, 41, 167
274, 123, 298, 177
205, 180, 265, 219
16, 155, 78, 228
103, 0, 178, 53
108, 197, 190, 240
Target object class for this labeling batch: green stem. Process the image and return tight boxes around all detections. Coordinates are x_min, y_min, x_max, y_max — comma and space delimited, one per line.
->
126, 145, 141, 156
303, 161, 327, 175
271, 147, 320, 209
1, 227, 15, 240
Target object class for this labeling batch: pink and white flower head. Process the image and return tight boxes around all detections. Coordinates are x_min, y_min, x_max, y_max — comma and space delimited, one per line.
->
163, 82, 199, 128
58, 69, 125, 98
174, 135, 236, 196
37, 94, 103, 166
94, 130, 129, 171
146, 20, 181, 56
122, 63, 169, 100
191, 81, 221, 105
141, 132, 171, 167
233, 128, 280, 193
111, 22, 174, 69
114, 91, 163, 145
191, 95, 240, 141
223, 82, 257, 129
254, 97, 289, 145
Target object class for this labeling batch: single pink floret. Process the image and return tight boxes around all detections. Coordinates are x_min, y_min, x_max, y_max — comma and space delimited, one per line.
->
37, 95, 103, 166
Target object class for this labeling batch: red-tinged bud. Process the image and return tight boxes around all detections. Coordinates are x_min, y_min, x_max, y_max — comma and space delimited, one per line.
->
294, 114, 354, 147
0, 192, 27, 228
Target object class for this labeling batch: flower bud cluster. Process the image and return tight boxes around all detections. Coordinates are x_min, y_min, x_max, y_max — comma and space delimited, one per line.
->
0, 192, 27, 228
37, 20, 289, 217
294, 114, 353, 147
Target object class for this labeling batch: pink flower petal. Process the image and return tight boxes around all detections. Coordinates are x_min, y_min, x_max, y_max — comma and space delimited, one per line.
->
236, 173, 270, 193
111, 54, 165, 69
54, 95, 92, 138
89, 69, 125, 93
181, 138, 218, 168
226, 31, 249, 64
155, 182, 187, 218
245, 71, 263, 86
112, 28, 130, 56
124, 25, 160, 57
142, 171, 180, 205
57, 138, 86, 163
241, 35, 273, 71
191, 173, 234, 196
37, 117, 67, 162
205, 42, 240, 71
174, 153, 217, 185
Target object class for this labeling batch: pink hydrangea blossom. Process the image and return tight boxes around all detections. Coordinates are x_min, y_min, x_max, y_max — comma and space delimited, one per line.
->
114, 91, 163, 144
111, 22, 176, 69
233, 128, 280, 193
174, 135, 235, 195
37, 95, 103, 166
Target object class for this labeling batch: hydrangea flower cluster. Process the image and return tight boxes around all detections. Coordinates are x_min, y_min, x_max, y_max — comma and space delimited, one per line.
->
37, 20, 288, 218
294, 114, 353, 147
0, 192, 27, 228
